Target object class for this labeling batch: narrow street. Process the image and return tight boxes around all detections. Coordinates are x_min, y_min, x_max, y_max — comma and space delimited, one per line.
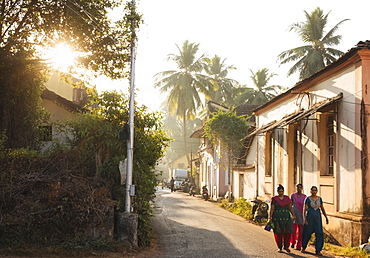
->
149, 188, 335, 258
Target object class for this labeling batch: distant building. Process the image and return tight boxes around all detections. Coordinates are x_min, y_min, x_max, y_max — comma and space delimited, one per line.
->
40, 71, 87, 152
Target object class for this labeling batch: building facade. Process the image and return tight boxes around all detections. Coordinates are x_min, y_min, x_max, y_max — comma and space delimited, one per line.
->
247, 41, 370, 246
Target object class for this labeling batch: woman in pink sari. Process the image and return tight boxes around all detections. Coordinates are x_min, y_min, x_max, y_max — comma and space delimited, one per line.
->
290, 183, 306, 250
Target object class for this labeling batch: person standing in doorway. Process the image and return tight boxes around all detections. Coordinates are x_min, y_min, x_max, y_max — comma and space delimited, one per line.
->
301, 186, 329, 256
270, 184, 295, 253
290, 183, 306, 250
170, 177, 175, 192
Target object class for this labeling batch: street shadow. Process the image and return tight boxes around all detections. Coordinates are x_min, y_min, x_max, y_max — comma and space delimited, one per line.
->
151, 214, 248, 257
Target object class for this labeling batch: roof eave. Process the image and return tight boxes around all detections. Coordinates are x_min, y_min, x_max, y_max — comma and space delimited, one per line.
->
253, 46, 360, 115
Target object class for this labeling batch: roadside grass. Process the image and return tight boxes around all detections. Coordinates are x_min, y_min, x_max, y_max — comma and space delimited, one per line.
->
219, 198, 370, 258
324, 244, 370, 258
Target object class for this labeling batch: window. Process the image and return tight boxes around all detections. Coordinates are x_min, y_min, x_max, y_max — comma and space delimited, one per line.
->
319, 109, 336, 176
326, 115, 335, 176
265, 132, 272, 176
73, 88, 78, 102
73, 88, 86, 104
39, 126, 52, 141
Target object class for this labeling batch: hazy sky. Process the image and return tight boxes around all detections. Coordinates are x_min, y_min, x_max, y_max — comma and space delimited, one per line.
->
96, 0, 370, 112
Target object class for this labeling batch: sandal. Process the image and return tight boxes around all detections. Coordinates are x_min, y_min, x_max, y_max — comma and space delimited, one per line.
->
301, 249, 307, 253
284, 247, 291, 253
316, 252, 323, 256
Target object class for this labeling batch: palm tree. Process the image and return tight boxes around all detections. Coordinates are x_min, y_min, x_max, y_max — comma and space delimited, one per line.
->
235, 68, 283, 106
162, 113, 202, 163
204, 55, 238, 107
155, 40, 211, 164
278, 7, 349, 80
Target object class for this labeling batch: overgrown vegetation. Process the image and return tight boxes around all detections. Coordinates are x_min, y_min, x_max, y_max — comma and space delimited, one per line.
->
0, 91, 170, 252
204, 110, 249, 150
219, 197, 253, 220
204, 110, 249, 200
0, 147, 114, 248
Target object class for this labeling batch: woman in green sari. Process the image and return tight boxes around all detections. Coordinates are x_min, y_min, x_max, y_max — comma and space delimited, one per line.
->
269, 184, 295, 253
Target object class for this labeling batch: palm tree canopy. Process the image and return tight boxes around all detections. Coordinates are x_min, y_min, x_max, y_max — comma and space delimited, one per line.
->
278, 7, 349, 80
204, 55, 238, 107
154, 40, 211, 120
154, 40, 212, 164
235, 68, 283, 106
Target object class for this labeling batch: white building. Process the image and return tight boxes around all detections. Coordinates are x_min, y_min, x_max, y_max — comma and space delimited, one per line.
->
241, 41, 370, 246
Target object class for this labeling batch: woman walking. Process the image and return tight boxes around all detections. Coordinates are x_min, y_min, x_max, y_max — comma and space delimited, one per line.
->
270, 184, 295, 253
290, 183, 306, 250
301, 186, 329, 256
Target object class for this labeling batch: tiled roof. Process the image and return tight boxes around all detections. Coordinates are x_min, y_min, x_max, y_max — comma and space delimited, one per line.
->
42, 89, 86, 113
356, 40, 370, 48
235, 104, 258, 116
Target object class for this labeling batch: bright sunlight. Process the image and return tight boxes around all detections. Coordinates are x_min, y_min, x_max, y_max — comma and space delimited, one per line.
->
43, 43, 76, 71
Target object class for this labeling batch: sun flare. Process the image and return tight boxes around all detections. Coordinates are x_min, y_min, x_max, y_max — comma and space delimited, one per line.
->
44, 43, 76, 70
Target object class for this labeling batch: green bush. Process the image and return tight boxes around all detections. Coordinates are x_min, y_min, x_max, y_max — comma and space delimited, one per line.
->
221, 197, 253, 219
219, 198, 229, 208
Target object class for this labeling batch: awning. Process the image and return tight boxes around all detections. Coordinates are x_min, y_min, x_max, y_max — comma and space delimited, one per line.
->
246, 92, 343, 138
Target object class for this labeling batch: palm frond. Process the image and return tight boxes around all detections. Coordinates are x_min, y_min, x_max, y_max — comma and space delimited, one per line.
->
279, 7, 347, 79
322, 18, 349, 43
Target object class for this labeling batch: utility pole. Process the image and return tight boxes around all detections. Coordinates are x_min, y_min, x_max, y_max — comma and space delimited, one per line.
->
125, 0, 136, 213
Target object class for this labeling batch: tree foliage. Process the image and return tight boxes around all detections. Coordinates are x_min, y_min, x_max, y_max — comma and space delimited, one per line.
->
278, 7, 348, 80
204, 55, 238, 107
0, 0, 141, 149
0, 50, 49, 149
155, 40, 211, 163
204, 110, 249, 201
68, 91, 170, 246
203, 110, 249, 154
155, 40, 211, 120
0, 0, 140, 79
162, 114, 201, 162
234, 68, 283, 106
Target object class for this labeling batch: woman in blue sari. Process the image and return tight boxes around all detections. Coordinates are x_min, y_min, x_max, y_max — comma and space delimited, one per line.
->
301, 186, 329, 256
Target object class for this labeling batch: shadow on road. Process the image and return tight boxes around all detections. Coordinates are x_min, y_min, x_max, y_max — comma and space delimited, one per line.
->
152, 213, 247, 257
151, 189, 334, 258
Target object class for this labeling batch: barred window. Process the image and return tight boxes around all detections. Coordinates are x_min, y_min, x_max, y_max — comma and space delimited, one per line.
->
326, 115, 335, 176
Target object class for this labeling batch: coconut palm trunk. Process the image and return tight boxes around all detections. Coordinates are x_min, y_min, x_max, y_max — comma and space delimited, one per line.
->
182, 111, 190, 165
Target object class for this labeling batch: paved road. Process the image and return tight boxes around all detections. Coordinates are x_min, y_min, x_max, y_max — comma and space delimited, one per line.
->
150, 188, 335, 258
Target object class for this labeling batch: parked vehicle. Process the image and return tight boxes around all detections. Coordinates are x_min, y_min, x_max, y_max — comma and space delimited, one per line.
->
189, 184, 197, 196
202, 185, 209, 201
251, 199, 269, 223
172, 169, 188, 191
181, 180, 190, 193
